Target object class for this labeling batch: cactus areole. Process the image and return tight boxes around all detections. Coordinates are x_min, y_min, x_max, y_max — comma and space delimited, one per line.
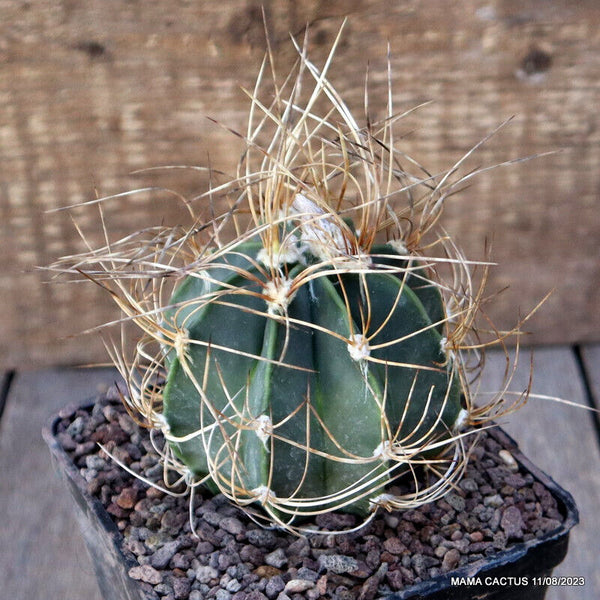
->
162, 195, 464, 522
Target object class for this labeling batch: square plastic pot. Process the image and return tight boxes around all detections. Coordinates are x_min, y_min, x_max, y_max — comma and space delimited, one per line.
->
43, 400, 578, 600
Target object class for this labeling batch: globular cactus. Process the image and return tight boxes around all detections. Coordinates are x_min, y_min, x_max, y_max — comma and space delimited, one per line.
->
52, 28, 525, 531
161, 198, 465, 521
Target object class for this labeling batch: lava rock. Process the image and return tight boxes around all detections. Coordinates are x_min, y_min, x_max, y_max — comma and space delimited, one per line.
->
129, 565, 163, 585
318, 554, 359, 575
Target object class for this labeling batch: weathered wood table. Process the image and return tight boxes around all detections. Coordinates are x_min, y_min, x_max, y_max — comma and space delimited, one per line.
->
1, 346, 599, 600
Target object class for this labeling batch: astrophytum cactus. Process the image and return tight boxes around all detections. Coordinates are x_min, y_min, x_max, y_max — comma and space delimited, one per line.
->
52, 28, 526, 532
161, 193, 466, 522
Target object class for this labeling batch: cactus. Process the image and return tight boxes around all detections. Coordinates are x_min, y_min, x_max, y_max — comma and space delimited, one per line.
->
51, 27, 527, 532
161, 203, 464, 520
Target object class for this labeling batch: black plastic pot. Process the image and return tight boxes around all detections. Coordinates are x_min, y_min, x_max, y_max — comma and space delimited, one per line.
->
43, 401, 578, 600
386, 428, 578, 600
44, 403, 147, 600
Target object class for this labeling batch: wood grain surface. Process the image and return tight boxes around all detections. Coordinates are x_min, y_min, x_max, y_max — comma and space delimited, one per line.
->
1, 1, 599, 368
0, 368, 118, 600
581, 344, 600, 430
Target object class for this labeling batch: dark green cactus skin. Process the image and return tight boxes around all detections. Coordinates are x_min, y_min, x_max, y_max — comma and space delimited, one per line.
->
162, 238, 462, 517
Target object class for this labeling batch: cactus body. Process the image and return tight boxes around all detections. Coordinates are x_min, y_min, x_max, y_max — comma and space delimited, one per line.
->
162, 235, 462, 518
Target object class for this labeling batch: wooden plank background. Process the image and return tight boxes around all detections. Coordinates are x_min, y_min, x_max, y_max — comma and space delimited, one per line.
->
1, 0, 599, 369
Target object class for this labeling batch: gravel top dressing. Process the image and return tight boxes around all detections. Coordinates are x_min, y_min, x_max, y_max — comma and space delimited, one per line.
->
54, 391, 565, 600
